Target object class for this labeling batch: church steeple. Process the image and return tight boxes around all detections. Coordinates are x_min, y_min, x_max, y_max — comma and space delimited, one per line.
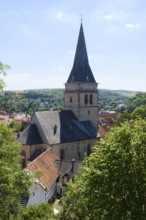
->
64, 22, 98, 129
67, 23, 96, 83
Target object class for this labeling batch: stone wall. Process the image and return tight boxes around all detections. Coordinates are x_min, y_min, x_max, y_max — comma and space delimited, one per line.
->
51, 138, 98, 161
64, 82, 98, 128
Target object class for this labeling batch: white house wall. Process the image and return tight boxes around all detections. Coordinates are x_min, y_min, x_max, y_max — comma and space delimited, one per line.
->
27, 185, 46, 207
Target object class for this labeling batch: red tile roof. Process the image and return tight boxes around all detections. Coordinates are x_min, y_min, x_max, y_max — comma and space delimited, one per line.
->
27, 148, 59, 190
98, 112, 118, 139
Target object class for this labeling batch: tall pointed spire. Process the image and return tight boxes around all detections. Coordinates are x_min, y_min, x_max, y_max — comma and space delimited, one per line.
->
67, 22, 96, 83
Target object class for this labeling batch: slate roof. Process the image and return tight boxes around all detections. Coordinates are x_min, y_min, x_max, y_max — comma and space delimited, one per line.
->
27, 148, 59, 190
67, 23, 96, 83
18, 110, 97, 146
18, 124, 43, 145
59, 110, 97, 143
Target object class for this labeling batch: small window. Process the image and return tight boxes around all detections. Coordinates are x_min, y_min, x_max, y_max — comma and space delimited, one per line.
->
90, 94, 93, 104
85, 94, 88, 104
60, 149, 65, 160
60, 188, 62, 195
87, 145, 91, 156
54, 125, 57, 134
78, 151, 81, 160
88, 110, 90, 115
70, 97, 72, 103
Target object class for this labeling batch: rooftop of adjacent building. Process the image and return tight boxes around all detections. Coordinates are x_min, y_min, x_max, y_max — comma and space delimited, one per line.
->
98, 111, 119, 139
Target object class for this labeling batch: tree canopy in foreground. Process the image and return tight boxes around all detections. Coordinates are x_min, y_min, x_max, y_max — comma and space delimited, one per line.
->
59, 119, 146, 220
0, 123, 31, 219
0, 61, 10, 90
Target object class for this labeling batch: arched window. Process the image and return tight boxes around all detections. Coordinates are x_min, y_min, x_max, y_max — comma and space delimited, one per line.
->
54, 125, 57, 135
90, 94, 93, 104
85, 94, 88, 104
21, 150, 26, 168
60, 149, 65, 160
87, 145, 91, 156
70, 97, 72, 103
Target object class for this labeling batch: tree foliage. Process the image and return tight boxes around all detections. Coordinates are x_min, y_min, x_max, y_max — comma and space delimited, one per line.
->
0, 88, 136, 114
0, 61, 10, 90
0, 123, 31, 219
21, 203, 55, 220
59, 119, 146, 220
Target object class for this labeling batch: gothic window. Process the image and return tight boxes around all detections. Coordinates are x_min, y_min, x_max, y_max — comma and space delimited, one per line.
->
90, 94, 93, 104
21, 150, 26, 168
78, 151, 81, 160
85, 94, 88, 104
54, 125, 57, 135
87, 145, 91, 156
70, 97, 72, 103
60, 149, 65, 160
78, 94, 80, 102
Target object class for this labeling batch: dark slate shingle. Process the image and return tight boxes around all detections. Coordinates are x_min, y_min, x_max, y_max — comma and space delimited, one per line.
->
67, 23, 96, 83
19, 110, 97, 146
18, 124, 43, 145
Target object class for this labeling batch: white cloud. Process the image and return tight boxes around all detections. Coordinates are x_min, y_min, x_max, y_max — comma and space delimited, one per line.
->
103, 14, 118, 20
124, 23, 141, 29
56, 11, 64, 20
12, 73, 34, 78
57, 65, 67, 71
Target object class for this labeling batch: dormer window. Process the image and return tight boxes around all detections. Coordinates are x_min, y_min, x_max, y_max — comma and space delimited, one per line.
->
86, 75, 89, 82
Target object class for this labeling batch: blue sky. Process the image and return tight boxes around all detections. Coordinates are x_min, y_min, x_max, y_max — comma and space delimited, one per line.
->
1, 0, 146, 91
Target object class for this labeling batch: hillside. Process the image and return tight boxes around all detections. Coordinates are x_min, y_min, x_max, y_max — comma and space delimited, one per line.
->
0, 89, 141, 114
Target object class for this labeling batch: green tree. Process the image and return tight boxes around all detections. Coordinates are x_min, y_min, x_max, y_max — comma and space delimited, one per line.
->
0, 61, 10, 90
0, 123, 31, 219
130, 105, 146, 119
21, 203, 55, 220
59, 119, 146, 220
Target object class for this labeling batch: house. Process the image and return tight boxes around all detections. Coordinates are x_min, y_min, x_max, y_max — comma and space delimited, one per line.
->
99, 111, 118, 138
56, 159, 82, 196
18, 21, 99, 204
26, 148, 59, 207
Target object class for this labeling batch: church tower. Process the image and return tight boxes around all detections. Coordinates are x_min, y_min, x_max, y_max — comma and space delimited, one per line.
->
64, 23, 98, 128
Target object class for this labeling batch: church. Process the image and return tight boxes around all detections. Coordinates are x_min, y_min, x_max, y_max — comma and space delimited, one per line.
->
19, 22, 99, 206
